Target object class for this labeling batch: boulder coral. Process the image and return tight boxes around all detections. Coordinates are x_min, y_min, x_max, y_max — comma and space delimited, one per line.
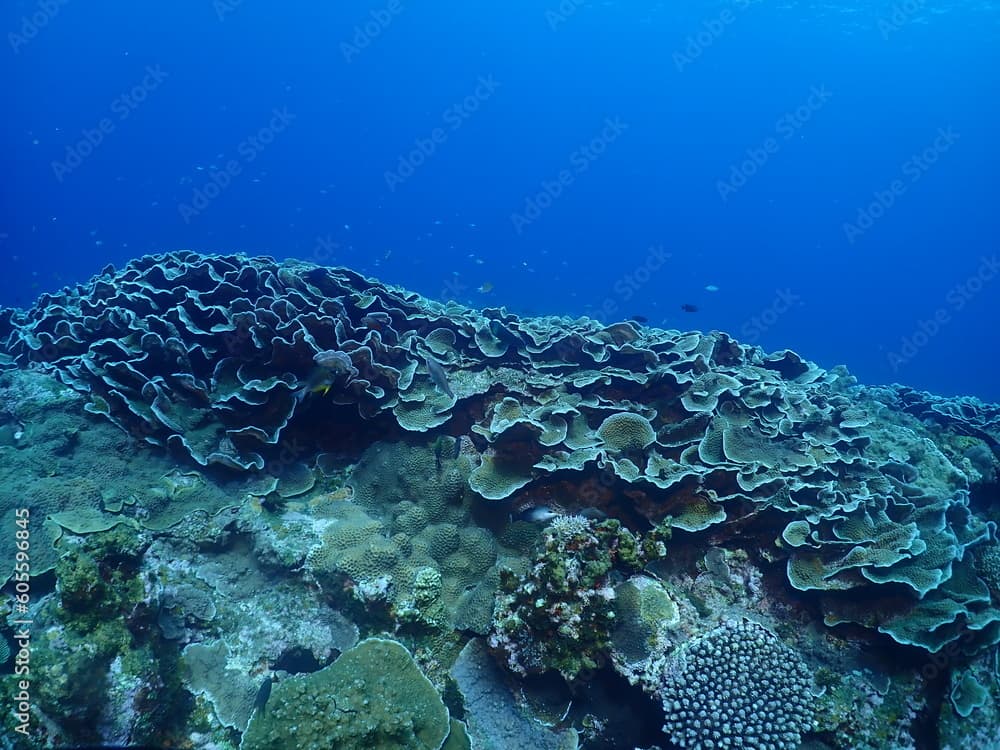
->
657, 618, 815, 750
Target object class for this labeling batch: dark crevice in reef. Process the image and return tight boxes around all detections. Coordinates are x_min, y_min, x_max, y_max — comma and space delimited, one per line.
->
272, 645, 329, 674
969, 477, 999, 519
567, 666, 667, 749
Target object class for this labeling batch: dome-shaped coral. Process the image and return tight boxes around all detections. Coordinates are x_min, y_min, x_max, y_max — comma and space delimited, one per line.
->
597, 412, 655, 453
659, 619, 814, 750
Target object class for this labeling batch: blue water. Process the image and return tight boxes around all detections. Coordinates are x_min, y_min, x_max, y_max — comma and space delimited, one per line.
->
2, 1, 998, 401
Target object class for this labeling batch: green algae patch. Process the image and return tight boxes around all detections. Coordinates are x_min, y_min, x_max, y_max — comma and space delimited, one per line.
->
242, 638, 450, 750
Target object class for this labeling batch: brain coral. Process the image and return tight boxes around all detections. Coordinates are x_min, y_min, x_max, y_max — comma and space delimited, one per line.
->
658, 619, 814, 750
392, 502, 430, 536
597, 412, 656, 452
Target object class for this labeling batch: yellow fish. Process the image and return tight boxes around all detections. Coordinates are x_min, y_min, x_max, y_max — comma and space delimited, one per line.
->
295, 375, 334, 402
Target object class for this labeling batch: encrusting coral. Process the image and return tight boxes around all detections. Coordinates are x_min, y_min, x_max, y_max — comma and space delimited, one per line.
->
241, 638, 450, 750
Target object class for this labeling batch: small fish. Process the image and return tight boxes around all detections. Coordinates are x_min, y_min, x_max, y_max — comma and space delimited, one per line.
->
488, 320, 508, 339
254, 675, 273, 717
477, 282, 494, 294
423, 354, 454, 398
704, 284, 720, 292
295, 370, 336, 402
579, 507, 608, 521
295, 350, 358, 402
361, 312, 391, 330
680, 304, 699, 313
517, 505, 562, 523
435, 436, 462, 472
515, 504, 607, 524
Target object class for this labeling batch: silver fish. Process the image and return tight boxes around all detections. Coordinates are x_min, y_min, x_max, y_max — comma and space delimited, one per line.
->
517, 505, 562, 523
423, 354, 454, 398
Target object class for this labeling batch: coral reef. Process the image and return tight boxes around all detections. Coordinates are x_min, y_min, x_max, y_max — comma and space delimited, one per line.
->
610, 574, 680, 668
939, 647, 1000, 748
303, 442, 500, 630
3, 253, 998, 661
180, 640, 258, 732
811, 666, 925, 750
0, 526, 186, 748
488, 515, 666, 682
657, 618, 815, 749
450, 638, 579, 750
2, 252, 1000, 749
241, 638, 450, 750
